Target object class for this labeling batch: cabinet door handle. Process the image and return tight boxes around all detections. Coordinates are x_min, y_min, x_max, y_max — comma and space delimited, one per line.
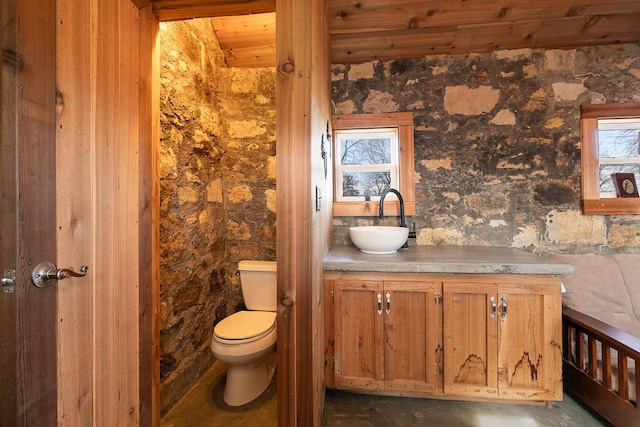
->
377, 293, 382, 315
490, 296, 496, 318
385, 292, 391, 315
500, 296, 507, 319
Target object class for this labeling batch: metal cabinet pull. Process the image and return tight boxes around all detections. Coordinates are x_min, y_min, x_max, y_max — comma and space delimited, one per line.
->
500, 296, 507, 319
377, 293, 382, 315
490, 296, 496, 318
385, 292, 391, 315
434, 292, 442, 305
32, 261, 89, 288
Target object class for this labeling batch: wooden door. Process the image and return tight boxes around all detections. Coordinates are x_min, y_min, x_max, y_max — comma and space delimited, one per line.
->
1, 0, 58, 425
443, 281, 498, 398
496, 281, 563, 401
384, 281, 442, 393
55, 1, 154, 426
2, 1, 154, 425
333, 280, 384, 389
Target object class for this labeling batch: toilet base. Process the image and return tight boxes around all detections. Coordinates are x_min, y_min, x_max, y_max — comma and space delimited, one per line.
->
223, 350, 277, 406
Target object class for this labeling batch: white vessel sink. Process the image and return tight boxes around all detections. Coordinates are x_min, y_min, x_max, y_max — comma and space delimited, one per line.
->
349, 226, 409, 254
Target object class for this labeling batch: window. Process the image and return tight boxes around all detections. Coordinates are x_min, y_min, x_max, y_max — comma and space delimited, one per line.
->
596, 118, 640, 196
581, 103, 640, 214
336, 128, 399, 201
332, 112, 415, 217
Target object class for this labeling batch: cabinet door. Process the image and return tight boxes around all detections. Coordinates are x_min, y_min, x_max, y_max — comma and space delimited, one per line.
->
496, 283, 562, 401
443, 282, 498, 398
333, 280, 384, 389
384, 281, 442, 393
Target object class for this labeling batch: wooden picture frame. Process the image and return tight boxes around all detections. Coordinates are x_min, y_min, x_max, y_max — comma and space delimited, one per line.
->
612, 173, 639, 198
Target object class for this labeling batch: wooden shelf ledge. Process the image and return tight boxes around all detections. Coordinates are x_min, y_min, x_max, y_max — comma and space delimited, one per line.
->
582, 198, 640, 215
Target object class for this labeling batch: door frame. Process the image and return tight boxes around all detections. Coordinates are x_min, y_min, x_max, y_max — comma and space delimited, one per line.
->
138, 5, 160, 426
146, 0, 331, 425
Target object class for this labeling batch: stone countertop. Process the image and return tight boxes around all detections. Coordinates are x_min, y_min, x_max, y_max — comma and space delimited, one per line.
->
324, 245, 575, 275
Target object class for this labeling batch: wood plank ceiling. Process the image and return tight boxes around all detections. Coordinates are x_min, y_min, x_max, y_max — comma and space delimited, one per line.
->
151, 0, 640, 67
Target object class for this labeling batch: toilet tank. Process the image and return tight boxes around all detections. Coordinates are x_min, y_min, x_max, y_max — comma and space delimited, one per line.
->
238, 260, 277, 312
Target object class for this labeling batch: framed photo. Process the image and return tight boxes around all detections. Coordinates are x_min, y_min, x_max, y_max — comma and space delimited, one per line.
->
612, 173, 639, 198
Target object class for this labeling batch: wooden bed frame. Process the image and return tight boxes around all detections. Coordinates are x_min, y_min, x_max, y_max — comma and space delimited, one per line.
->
562, 307, 640, 427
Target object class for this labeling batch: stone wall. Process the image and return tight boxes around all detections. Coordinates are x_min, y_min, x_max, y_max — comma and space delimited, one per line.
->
158, 19, 276, 414
220, 68, 277, 272
331, 44, 640, 254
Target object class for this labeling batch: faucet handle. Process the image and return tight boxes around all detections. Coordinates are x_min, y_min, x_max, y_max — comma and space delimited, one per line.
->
408, 221, 417, 239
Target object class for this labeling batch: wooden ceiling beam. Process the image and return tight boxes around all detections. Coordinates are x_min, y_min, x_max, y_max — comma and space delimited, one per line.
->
328, 0, 640, 34
331, 26, 458, 64
331, 13, 640, 64
152, 0, 275, 22
452, 14, 640, 54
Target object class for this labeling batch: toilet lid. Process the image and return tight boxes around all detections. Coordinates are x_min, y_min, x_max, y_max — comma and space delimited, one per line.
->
214, 311, 276, 340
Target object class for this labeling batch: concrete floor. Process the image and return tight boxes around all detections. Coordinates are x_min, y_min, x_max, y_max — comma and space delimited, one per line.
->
161, 361, 277, 427
162, 361, 612, 426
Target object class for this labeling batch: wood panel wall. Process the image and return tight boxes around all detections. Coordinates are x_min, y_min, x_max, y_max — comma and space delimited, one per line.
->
309, 1, 333, 423
276, 0, 332, 424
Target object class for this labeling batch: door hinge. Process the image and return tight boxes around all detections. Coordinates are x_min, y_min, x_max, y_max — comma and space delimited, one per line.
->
2, 269, 16, 294
331, 289, 334, 304
434, 292, 442, 305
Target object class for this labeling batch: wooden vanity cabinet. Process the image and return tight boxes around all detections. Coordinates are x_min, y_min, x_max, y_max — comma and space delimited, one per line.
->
443, 276, 563, 403
325, 273, 442, 394
325, 272, 563, 405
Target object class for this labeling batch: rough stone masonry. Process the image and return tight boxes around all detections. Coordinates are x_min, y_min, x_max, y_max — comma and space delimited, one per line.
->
331, 44, 640, 255
158, 19, 276, 414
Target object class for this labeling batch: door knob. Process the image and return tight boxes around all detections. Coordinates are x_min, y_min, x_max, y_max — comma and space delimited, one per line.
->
31, 261, 89, 288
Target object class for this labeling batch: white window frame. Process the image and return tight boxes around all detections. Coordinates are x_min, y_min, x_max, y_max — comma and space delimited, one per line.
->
335, 128, 399, 202
596, 118, 640, 198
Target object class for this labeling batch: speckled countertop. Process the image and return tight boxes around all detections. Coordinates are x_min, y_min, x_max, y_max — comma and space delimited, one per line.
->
324, 245, 575, 275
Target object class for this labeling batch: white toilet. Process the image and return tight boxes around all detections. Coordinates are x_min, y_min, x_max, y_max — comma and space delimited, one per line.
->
210, 260, 277, 406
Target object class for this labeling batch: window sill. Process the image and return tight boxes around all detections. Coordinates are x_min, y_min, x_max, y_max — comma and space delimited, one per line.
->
582, 198, 640, 215
334, 201, 416, 217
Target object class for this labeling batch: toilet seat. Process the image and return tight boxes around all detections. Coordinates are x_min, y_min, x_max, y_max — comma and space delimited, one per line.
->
214, 311, 276, 344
